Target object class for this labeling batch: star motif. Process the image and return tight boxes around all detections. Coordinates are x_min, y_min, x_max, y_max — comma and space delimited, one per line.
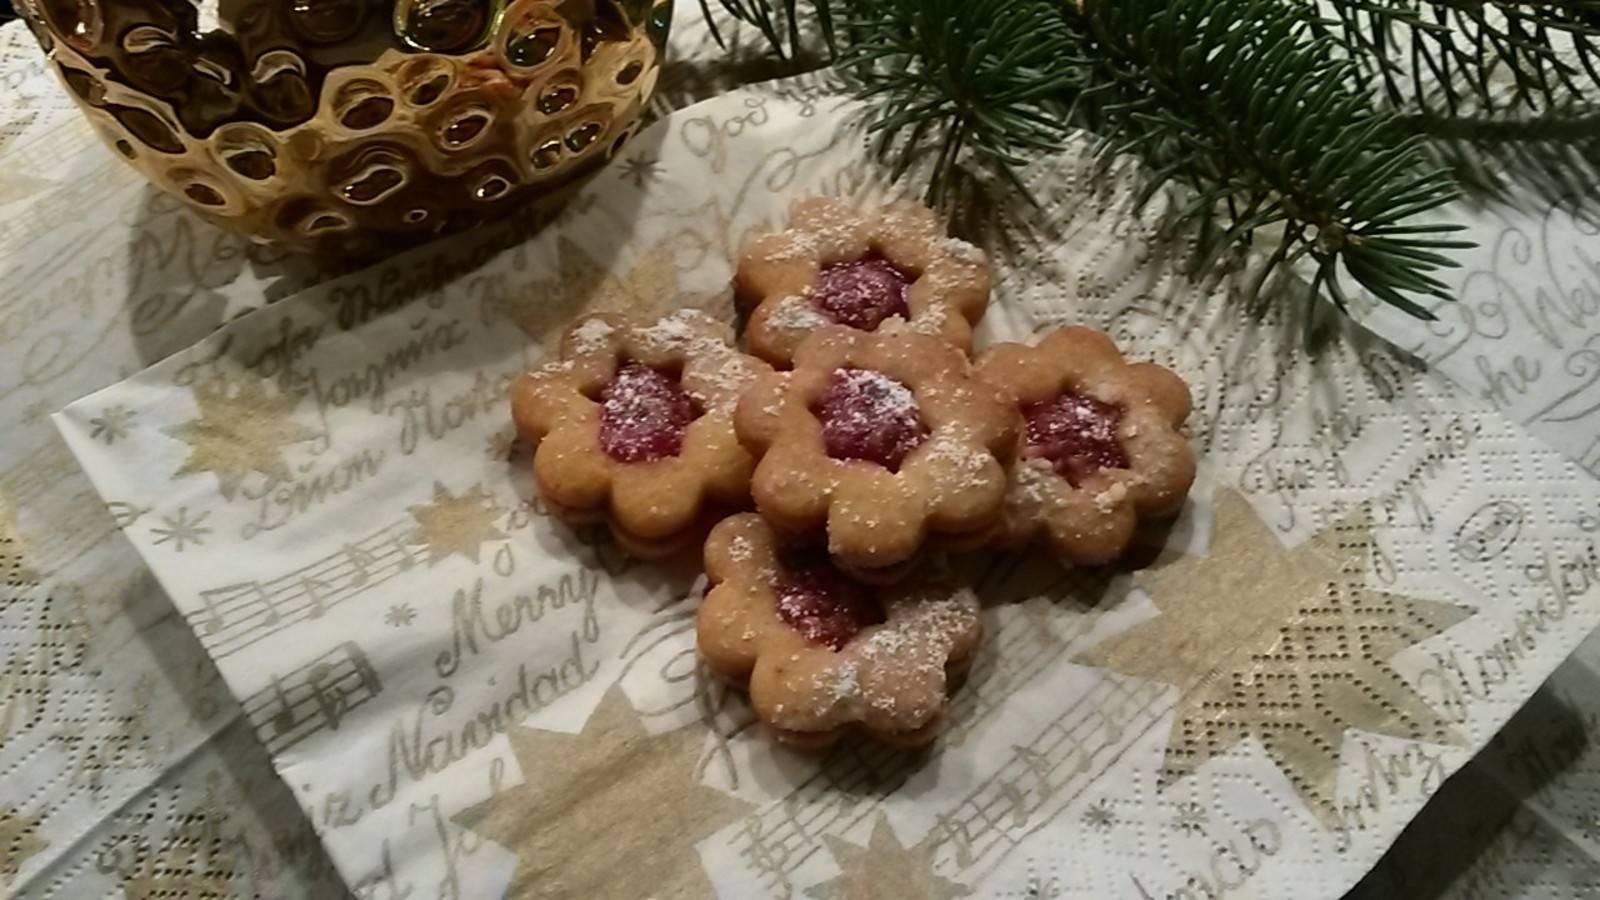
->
486, 237, 725, 349
1075, 490, 1473, 820
455, 686, 753, 899
20, 399, 50, 426
384, 603, 417, 627
406, 482, 507, 564
1082, 799, 1115, 831
486, 425, 520, 461
806, 813, 970, 900
1171, 801, 1207, 835
617, 153, 662, 187
89, 404, 136, 444
150, 507, 211, 552
163, 376, 317, 500
0, 808, 46, 893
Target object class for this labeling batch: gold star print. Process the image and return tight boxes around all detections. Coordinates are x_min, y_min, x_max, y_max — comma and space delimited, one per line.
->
1076, 490, 1472, 820
805, 813, 970, 900
163, 376, 317, 500
488, 237, 728, 350
407, 482, 507, 564
455, 686, 753, 899
0, 808, 46, 893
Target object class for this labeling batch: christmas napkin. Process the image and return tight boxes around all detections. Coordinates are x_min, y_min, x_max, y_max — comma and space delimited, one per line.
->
55, 78, 1600, 899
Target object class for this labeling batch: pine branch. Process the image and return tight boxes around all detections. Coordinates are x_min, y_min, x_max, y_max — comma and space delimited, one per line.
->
709, 0, 834, 61
1325, 1, 1600, 114
701, 0, 1474, 328
837, 0, 1078, 204
1068, 0, 1469, 321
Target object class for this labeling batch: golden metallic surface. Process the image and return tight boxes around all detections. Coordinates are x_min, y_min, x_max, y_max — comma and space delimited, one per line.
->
17, 0, 670, 254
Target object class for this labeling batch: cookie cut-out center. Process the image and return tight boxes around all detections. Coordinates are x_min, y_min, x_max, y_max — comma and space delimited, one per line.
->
815, 368, 927, 471
1024, 389, 1128, 486
775, 555, 884, 650
812, 255, 912, 331
598, 362, 701, 463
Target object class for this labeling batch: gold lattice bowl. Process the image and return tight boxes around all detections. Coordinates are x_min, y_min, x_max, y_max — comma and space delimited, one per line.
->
18, 0, 671, 254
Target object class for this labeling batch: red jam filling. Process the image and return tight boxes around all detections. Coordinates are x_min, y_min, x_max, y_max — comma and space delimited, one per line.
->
774, 554, 884, 650
812, 255, 912, 331
814, 368, 927, 471
597, 362, 700, 463
1023, 389, 1128, 486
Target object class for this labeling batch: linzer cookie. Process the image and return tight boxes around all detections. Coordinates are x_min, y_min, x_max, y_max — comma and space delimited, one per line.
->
975, 326, 1195, 565
509, 310, 772, 557
735, 197, 991, 366
735, 325, 1018, 580
698, 514, 983, 749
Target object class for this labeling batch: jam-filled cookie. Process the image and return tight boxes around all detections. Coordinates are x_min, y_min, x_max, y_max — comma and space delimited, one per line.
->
698, 514, 983, 749
736, 197, 991, 367
509, 310, 772, 557
975, 326, 1195, 565
735, 325, 1018, 580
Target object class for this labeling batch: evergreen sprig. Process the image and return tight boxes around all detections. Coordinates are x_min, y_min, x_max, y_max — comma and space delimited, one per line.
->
839, 0, 1078, 202
1067, 0, 1469, 325
711, 0, 1477, 326
1322, 1, 1600, 114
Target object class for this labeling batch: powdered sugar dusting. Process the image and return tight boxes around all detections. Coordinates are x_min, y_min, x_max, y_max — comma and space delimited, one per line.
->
940, 237, 986, 267
1024, 389, 1129, 486
635, 308, 709, 352
570, 318, 616, 354
816, 368, 927, 471
1093, 481, 1130, 513
908, 301, 949, 335
597, 362, 699, 463
685, 351, 759, 411
812, 255, 912, 330
1011, 456, 1060, 508
820, 659, 860, 705
765, 292, 829, 331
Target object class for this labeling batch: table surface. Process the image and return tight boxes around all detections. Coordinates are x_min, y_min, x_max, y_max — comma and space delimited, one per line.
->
3, 10, 1600, 899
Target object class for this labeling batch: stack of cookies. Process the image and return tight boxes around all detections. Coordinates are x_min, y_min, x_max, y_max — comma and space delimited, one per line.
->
509, 197, 1196, 749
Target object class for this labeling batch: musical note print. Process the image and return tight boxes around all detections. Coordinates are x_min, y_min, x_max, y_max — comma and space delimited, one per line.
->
183, 519, 423, 657
243, 642, 384, 754
721, 657, 1170, 890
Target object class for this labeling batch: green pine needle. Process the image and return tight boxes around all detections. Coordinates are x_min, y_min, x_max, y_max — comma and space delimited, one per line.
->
704, 0, 1497, 331
1325, 1, 1600, 114
837, 0, 1076, 204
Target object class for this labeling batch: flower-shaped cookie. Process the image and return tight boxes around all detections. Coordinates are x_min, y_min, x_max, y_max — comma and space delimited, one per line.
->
975, 326, 1195, 565
735, 326, 1018, 579
509, 310, 772, 557
735, 197, 991, 367
698, 514, 983, 748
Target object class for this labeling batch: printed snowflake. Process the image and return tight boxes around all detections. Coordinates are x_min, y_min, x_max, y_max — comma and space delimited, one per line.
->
486, 426, 521, 460
1171, 801, 1208, 834
89, 405, 136, 443
1082, 800, 1115, 832
617, 154, 662, 187
150, 507, 210, 552
385, 603, 417, 627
